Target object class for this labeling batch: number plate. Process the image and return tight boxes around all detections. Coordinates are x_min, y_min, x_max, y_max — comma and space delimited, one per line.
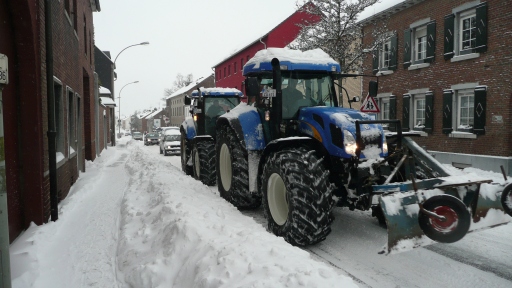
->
262, 89, 276, 98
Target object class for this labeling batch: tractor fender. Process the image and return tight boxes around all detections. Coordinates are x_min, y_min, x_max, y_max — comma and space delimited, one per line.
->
216, 104, 266, 151
191, 135, 214, 145
181, 118, 196, 140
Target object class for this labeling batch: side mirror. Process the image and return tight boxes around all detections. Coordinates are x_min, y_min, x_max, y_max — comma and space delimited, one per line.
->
245, 77, 260, 97
369, 80, 378, 97
184, 95, 191, 105
351, 96, 360, 102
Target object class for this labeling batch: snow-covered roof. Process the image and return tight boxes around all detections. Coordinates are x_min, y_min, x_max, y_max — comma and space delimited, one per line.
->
358, 0, 424, 23
243, 48, 341, 75
100, 97, 116, 107
145, 108, 163, 119
166, 74, 213, 100
99, 86, 111, 95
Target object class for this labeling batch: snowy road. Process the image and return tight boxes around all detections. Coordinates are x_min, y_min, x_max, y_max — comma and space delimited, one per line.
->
155, 143, 512, 288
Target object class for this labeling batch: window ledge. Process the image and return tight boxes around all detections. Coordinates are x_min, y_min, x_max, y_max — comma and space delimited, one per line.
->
449, 131, 477, 139
408, 63, 430, 70
376, 70, 394, 76
451, 53, 480, 62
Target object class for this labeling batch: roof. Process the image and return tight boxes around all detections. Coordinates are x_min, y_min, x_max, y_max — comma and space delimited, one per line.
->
212, 2, 317, 68
100, 97, 116, 107
145, 108, 164, 119
358, 0, 425, 24
191, 87, 243, 97
166, 74, 213, 100
243, 48, 341, 75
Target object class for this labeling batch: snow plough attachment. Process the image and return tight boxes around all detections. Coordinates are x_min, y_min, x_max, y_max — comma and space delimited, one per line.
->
373, 134, 512, 254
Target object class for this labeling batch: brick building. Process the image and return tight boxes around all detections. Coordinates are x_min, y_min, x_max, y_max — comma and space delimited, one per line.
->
361, 0, 511, 174
0, 0, 101, 242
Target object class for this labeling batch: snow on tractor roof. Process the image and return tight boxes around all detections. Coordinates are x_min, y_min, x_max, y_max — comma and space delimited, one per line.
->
243, 48, 341, 75
191, 87, 243, 97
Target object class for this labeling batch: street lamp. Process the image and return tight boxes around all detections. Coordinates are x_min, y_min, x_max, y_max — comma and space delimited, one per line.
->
113, 41, 150, 68
118, 81, 139, 136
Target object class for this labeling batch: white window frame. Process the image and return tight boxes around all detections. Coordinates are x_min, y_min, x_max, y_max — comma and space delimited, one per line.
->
451, 2, 480, 62
413, 94, 426, 128
456, 89, 474, 130
414, 26, 427, 62
379, 40, 391, 69
67, 87, 77, 158
459, 11, 477, 55
376, 95, 391, 129
53, 77, 65, 159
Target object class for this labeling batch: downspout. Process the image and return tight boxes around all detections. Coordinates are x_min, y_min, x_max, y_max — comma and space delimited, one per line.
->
45, 0, 58, 221
260, 38, 267, 49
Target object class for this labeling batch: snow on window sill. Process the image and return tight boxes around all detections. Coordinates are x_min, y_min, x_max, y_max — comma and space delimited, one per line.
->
376, 70, 393, 76
451, 53, 480, 62
448, 131, 477, 139
408, 63, 430, 70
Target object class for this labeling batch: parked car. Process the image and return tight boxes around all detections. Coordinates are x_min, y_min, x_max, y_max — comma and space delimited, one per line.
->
132, 132, 143, 140
159, 130, 181, 156
158, 126, 180, 142
144, 132, 160, 145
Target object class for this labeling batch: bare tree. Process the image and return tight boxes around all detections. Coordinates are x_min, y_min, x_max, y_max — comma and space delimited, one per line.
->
163, 73, 194, 97
292, 0, 387, 73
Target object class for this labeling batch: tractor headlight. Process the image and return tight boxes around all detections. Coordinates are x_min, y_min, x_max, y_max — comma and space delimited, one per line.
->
343, 130, 357, 156
382, 138, 388, 154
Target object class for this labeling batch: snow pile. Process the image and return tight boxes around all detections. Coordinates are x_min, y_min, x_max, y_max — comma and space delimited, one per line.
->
117, 142, 356, 287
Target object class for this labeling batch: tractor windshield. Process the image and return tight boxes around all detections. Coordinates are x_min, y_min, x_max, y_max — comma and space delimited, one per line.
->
259, 72, 336, 119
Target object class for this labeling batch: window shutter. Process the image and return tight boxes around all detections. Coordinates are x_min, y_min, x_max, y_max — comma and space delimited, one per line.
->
473, 86, 487, 135
389, 96, 397, 132
442, 89, 453, 134
403, 29, 411, 68
426, 21, 436, 63
424, 91, 434, 133
372, 48, 379, 75
475, 2, 488, 53
389, 34, 398, 70
444, 14, 455, 60
402, 94, 410, 131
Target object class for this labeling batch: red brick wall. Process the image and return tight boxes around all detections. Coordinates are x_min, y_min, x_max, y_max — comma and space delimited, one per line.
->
362, 0, 511, 157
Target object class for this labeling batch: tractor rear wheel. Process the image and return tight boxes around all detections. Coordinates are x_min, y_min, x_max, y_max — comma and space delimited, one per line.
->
192, 141, 216, 186
216, 125, 260, 208
181, 130, 192, 176
261, 147, 335, 246
418, 195, 470, 243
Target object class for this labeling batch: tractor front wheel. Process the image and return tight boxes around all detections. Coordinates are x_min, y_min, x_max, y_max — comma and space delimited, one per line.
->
418, 195, 470, 243
192, 141, 216, 186
261, 147, 335, 246
501, 183, 512, 217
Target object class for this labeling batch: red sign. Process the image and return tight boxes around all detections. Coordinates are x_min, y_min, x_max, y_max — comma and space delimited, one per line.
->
360, 96, 380, 113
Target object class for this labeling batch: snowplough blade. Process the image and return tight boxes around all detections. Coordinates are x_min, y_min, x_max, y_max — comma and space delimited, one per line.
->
377, 178, 512, 255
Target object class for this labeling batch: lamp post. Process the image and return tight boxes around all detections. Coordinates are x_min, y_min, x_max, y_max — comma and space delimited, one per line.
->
118, 81, 139, 137
113, 41, 149, 69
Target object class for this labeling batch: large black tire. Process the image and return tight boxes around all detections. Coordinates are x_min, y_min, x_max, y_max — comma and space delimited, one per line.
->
216, 125, 260, 208
501, 183, 512, 217
192, 140, 216, 186
180, 130, 193, 175
261, 147, 335, 246
418, 194, 470, 243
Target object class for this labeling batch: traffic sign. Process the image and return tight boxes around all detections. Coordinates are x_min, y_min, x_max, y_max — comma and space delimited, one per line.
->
360, 96, 380, 113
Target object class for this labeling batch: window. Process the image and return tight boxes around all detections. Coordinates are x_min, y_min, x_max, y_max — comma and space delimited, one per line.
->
444, 2, 487, 60
241, 58, 244, 70
404, 20, 436, 69
442, 85, 487, 136
234, 62, 237, 74
376, 95, 396, 130
414, 95, 426, 128
372, 33, 397, 75
403, 91, 433, 133
84, 14, 87, 54
228, 65, 231, 76
54, 79, 65, 158
67, 87, 77, 156
224, 67, 226, 78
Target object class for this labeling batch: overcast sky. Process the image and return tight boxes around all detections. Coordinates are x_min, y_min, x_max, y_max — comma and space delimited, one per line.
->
93, 0, 401, 119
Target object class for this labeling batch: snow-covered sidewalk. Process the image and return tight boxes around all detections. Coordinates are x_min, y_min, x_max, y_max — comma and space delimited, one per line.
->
10, 137, 356, 287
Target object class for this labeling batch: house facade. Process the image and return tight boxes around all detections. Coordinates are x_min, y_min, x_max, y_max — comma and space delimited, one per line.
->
0, 0, 102, 243
361, 0, 511, 174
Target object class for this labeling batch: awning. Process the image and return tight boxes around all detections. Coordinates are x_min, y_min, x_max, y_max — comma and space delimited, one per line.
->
100, 97, 117, 107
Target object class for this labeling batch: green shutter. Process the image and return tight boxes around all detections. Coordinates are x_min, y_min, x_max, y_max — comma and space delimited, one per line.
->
442, 90, 453, 134
372, 48, 379, 75
444, 14, 455, 60
389, 96, 397, 132
424, 91, 434, 133
402, 94, 411, 131
475, 2, 488, 53
473, 86, 487, 135
389, 34, 398, 70
403, 29, 411, 68
426, 21, 436, 63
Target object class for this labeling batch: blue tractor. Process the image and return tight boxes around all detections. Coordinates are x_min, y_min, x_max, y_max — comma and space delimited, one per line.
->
180, 87, 243, 186
214, 48, 512, 251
